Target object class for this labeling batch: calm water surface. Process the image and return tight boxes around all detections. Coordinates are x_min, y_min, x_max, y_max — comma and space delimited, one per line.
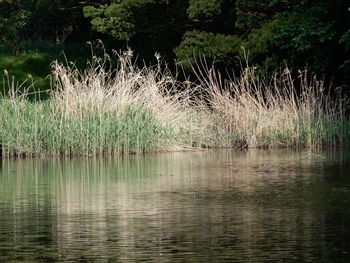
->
0, 149, 350, 262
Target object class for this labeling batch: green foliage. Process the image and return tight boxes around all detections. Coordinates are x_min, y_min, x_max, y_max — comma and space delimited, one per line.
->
235, 0, 271, 31
243, 20, 278, 58
241, 19, 281, 71
0, 0, 349, 87
339, 7, 350, 81
187, 0, 224, 19
84, 3, 135, 41
0, 1, 30, 55
29, 0, 92, 42
175, 31, 242, 68
340, 30, 350, 51
0, 0, 95, 46
84, 0, 170, 41
270, 0, 350, 75
273, 4, 335, 51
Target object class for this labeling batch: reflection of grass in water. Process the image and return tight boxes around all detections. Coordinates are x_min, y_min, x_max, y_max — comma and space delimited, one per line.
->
0, 155, 174, 222
300, 151, 326, 160
0, 155, 187, 261
1, 150, 350, 262
0, 155, 167, 191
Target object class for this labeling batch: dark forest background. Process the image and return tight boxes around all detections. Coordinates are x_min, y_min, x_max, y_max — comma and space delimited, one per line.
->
0, 0, 349, 90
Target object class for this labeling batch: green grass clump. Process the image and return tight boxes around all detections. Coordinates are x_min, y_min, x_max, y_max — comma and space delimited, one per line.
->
0, 100, 171, 157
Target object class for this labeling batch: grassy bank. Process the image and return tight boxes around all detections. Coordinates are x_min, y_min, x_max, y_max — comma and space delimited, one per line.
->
1, 50, 349, 157
0, 42, 91, 97
0, 52, 52, 95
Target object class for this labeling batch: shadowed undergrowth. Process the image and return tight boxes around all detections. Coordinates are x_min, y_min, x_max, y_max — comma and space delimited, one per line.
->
1, 49, 349, 157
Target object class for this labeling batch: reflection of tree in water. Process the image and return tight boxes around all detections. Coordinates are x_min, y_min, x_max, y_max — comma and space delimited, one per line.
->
0, 149, 350, 262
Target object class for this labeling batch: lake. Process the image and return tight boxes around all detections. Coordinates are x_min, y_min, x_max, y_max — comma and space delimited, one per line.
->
0, 149, 349, 262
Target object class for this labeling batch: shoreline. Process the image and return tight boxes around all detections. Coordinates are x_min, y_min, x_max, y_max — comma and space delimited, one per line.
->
2, 145, 350, 160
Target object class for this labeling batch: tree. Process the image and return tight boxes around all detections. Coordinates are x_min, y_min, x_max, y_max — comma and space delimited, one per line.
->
81, 0, 350, 85
235, 0, 271, 32
187, 0, 225, 19
25, 0, 96, 43
270, 0, 350, 79
83, 0, 239, 66
339, 6, 350, 84
175, 31, 241, 68
83, 0, 189, 58
0, 0, 96, 52
0, 0, 30, 55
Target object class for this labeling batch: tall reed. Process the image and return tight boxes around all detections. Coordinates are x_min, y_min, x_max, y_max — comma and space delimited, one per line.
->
194, 65, 350, 148
0, 47, 349, 158
0, 48, 196, 157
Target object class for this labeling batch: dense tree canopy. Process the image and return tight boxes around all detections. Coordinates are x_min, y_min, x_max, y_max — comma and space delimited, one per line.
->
0, 0, 349, 85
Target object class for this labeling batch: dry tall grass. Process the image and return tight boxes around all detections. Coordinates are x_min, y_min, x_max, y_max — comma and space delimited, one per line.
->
50, 48, 202, 149
0, 48, 201, 157
194, 65, 349, 148
54, 51, 179, 122
1, 48, 349, 157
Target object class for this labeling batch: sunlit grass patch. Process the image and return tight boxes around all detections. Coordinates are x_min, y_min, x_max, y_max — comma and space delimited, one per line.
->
0, 99, 172, 157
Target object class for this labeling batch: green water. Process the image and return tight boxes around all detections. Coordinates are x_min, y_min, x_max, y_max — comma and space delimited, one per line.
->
0, 150, 350, 262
